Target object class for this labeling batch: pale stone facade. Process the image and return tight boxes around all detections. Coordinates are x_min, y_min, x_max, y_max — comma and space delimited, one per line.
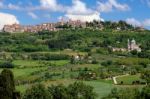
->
3, 23, 57, 33
112, 48, 127, 52
67, 19, 86, 28
128, 39, 141, 52
111, 39, 141, 52
2, 20, 87, 33
3, 24, 24, 33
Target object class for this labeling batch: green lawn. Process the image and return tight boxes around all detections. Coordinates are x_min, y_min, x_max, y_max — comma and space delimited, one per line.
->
16, 84, 29, 93
84, 80, 114, 99
116, 74, 145, 85
0, 67, 46, 79
16, 79, 114, 99
13, 60, 70, 68
31, 50, 87, 56
0, 57, 146, 99
13, 60, 40, 67
71, 64, 101, 70
44, 80, 114, 99
47, 60, 70, 66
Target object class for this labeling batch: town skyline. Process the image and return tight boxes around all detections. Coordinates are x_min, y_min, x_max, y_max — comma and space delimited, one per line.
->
0, 0, 150, 30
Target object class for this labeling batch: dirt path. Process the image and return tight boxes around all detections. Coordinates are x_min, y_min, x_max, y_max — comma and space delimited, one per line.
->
113, 74, 129, 84
113, 77, 117, 84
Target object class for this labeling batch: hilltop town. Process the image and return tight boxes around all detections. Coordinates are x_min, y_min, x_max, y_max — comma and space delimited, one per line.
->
2, 19, 146, 33
1, 19, 144, 53
2, 19, 87, 33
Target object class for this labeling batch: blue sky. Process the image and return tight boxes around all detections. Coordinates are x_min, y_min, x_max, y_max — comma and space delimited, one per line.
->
0, 0, 150, 29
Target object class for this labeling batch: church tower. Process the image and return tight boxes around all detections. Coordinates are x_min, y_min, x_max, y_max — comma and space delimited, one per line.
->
127, 39, 141, 52
127, 39, 131, 51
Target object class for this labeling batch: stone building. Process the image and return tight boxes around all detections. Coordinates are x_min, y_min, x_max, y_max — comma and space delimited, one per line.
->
3, 23, 58, 33
111, 39, 141, 52
112, 48, 127, 52
2, 19, 88, 33
67, 19, 86, 28
128, 39, 141, 52
3, 24, 24, 33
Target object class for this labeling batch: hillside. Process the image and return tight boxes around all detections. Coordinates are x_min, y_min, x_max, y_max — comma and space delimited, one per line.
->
0, 29, 150, 99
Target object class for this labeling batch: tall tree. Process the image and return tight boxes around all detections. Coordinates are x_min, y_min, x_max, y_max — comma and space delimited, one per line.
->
0, 69, 20, 99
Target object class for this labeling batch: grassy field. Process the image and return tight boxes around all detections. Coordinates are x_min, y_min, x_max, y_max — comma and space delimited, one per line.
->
13, 60, 40, 67
116, 74, 145, 85
0, 52, 147, 99
13, 60, 70, 68
31, 49, 87, 56
0, 67, 46, 78
16, 76, 145, 99
48, 60, 70, 66
70, 64, 101, 70
84, 81, 114, 99
1, 58, 143, 99
16, 79, 114, 99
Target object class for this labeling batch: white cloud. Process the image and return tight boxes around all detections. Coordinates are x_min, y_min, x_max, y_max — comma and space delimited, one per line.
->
141, 0, 150, 7
65, 12, 102, 22
147, 0, 150, 6
126, 18, 142, 27
97, 0, 130, 12
0, 12, 19, 30
40, 0, 64, 12
0, 1, 22, 10
126, 18, 150, 28
143, 19, 150, 26
0, 1, 3, 8
0, 0, 21, 10
43, 14, 51, 18
39, 0, 103, 22
66, 0, 93, 15
64, 0, 102, 22
8, 3, 20, 10
97, 1, 112, 12
0, 1, 4, 8
28, 12, 38, 19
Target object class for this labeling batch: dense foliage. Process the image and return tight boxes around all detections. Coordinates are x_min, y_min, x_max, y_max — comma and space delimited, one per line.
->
23, 84, 51, 99
30, 53, 70, 60
0, 29, 150, 53
0, 28, 150, 99
103, 85, 150, 99
0, 69, 20, 99
102, 70, 150, 99
0, 61, 14, 68
23, 82, 97, 99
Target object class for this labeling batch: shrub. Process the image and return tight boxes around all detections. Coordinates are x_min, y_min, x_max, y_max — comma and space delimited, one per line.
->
0, 69, 20, 99
101, 60, 113, 66
23, 82, 97, 99
103, 88, 140, 99
141, 70, 150, 84
0, 61, 14, 68
23, 84, 51, 99
30, 53, 70, 60
91, 59, 98, 64
140, 85, 150, 99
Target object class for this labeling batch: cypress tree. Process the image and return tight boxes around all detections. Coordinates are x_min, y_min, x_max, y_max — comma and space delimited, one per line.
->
0, 69, 20, 99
